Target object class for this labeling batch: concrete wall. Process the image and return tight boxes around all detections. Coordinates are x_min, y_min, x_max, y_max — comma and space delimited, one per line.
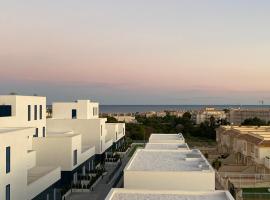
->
124, 170, 215, 191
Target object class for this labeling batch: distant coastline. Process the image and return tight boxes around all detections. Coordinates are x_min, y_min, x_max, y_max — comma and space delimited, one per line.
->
99, 105, 270, 114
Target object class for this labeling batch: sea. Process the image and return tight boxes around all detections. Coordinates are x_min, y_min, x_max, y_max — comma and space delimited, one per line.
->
99, 105, 270, 114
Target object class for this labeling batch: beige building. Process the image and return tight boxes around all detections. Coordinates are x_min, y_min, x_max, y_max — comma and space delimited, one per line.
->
228, 109, 270, 125
216, 126, 270, 171
196, 107, 226, 124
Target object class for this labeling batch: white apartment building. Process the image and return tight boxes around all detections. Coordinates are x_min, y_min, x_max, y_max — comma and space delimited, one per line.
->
48, 100, 112, 155
229, 109, 270, 125
106, 123, 125, 150
0, 95, 47, 137
148, 133, 185, 144
196, 107, 226, 124
0, 95, 61, 200
124, 149, 215, 191
105, 189, 235, 200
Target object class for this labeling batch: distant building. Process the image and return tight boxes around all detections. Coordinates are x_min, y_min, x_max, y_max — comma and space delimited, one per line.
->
228, 109, 270, 125
195, 107, 226, 124
114, 115, 137, 123
166, 110, 184, 117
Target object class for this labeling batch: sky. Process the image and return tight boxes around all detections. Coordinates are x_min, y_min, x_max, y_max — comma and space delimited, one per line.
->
1, 0, 270, 105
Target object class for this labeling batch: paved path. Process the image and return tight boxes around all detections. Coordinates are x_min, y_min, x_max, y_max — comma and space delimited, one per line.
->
67, 148, 132, 200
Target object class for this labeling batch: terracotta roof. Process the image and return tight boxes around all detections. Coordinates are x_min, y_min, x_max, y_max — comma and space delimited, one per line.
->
223, 130, 241, 137
237, 134, 263, 145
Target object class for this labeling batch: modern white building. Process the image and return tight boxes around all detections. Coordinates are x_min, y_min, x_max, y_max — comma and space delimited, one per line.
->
0, 95, 61, 200
33, 100, 125, 188
0, 95, 47, 137
106, 123, 126, 150
105, 189, 235, 200
124, 149, 215, 191
148, 133, 185, 144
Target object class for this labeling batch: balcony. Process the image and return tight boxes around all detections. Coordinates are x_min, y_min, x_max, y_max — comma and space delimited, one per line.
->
105, 139, 113, 151
27, 166, 60, 199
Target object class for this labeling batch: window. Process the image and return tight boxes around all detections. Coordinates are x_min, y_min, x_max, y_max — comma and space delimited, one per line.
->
0, 105, 12, 117
39, 105, 42, 119
73, 150, 77, 166
34, 128, 38, 137
6, 147, 11, 173
93, 107, 98, 116
43, 127, 46, 137
101, 125, 103, 136
72, 109, 77, 119
255, 149, 259, 158
100, 140, 102, 152
34, 105, 37, 120
6, 184, 10, 200
251, 144, 255, 153
28, 105, 31, 121
116, 131, 118, 140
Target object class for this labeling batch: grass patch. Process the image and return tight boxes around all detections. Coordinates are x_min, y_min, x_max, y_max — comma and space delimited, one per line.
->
243, 188, 270, 200
185, 136, 216, 148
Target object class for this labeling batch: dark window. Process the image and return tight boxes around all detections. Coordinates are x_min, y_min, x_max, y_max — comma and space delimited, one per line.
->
73, 150, 77, 166
116, 131, 118, 140
72, 109, 77, 119
101, 125, 103, 136
40, 105, 42, 119
28, 105, 31, 121
43, 127, 46, 137
6, 147, 10, 173
34, 105, 37, 120
100, 140, 102, 152
6, 184, 10, 200
34, 128, 38, 137
0, 105, 12, 117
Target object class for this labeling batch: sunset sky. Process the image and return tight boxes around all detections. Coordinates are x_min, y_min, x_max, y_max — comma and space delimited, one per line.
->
1, 0, 270, 104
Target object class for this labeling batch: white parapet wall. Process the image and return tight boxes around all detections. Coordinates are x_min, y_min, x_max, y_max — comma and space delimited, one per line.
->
124, 149, 215, 191
145, 142, 189, 150
148, 133, 185, 144
105, 189, 235, 200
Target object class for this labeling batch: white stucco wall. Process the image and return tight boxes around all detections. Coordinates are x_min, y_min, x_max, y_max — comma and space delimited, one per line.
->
124, 170, 215, 191
52, 100, 99, 119
47, 118, 107, 154
33, 133, 95, 171
0, 95, 46, 137
0, 128, 31, 200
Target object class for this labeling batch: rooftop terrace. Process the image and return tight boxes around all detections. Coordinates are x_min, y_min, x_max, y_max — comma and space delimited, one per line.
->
125, 149, 212, 172
105, 189, 234, 200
